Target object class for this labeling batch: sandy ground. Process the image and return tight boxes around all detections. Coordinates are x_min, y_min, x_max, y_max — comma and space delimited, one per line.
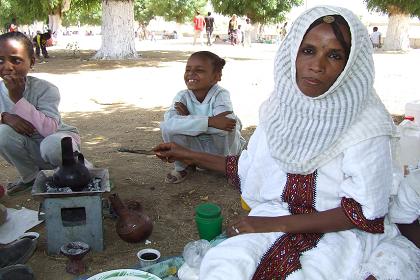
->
0, 36, 418, 279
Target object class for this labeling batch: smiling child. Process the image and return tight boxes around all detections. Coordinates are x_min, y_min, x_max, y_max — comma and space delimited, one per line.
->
160, 51, 245, 183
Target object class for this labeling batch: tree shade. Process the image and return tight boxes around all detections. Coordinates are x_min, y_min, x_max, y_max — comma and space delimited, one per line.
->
210, 0, 303, 24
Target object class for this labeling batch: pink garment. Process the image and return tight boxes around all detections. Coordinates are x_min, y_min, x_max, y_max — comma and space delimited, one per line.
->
9, 98, 81, 145
12, 98, 58, 137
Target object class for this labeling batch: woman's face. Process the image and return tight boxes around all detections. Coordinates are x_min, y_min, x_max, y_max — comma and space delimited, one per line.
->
296, 22, 350, 97
0, 39, 33, 79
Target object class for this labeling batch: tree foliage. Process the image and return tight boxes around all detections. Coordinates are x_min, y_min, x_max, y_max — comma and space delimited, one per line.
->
364, 0, 420, 17
0, 0, 98, 29
134, 0, 154, 25
147, 0, 207, 23
62, 0, 102, 27
210, 0, 303, 24
1, 0, 209, 30
0, 0, 46, 28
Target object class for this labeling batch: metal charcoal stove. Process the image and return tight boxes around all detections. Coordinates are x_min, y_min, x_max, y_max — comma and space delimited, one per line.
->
32, 168, 110, 254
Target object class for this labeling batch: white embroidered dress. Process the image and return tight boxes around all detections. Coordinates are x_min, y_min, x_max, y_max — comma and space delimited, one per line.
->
200, 127, 420, 279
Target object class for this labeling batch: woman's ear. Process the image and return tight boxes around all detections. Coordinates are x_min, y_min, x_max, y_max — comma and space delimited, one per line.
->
30, 56, 35, 69
215, 72, 222, 82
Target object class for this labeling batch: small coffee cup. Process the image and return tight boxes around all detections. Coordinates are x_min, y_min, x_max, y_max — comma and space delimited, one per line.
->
137, 248, 161, 268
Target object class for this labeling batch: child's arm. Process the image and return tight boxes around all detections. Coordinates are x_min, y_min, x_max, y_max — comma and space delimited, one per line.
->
206, 89, 238, 134
3, 76, 59, 137
208, 111, 236, 132
161, 92, 211, 136
13, 98, 58, 137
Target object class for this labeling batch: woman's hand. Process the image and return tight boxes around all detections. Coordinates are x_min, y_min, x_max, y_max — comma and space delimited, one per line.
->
227, 216, 285, 237
1, 113, 36, 136
153, 142, 195, 166
208, 111, 236, 131
175, 102, 189, 116
3, 73, 26, 103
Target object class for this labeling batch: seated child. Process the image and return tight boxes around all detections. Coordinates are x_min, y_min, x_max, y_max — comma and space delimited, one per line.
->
160, 51, 245, 183
0, 31, 84, 194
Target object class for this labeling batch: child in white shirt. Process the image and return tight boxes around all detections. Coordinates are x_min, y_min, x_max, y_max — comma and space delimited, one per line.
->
160, 51, 245, 183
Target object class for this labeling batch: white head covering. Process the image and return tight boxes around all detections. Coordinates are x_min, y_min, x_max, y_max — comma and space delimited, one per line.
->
259, 5, 396, 174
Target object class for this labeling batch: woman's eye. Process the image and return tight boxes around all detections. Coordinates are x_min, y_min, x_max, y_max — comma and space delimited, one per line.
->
329, 52, 343, 60
302, 48, 314, 55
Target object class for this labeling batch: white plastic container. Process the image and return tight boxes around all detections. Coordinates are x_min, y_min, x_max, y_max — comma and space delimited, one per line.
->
405, 100, 420, 125
398, 119, 420, 168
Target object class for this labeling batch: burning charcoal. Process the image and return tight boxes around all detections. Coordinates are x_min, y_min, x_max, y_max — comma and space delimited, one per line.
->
45, 181, 72, 193
86, 177, 102, 191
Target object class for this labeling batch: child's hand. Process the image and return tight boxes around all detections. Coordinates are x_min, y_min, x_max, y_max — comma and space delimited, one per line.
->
175, 102, 189, 116
208, 111, 236, 131
153, 142, 195, 165
3, 73, 26, 103
1, 113, 36, 136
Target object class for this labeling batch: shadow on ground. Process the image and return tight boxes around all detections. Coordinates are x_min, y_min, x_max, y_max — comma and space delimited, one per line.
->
34, 49, 264, 75
0, 104, 255, 280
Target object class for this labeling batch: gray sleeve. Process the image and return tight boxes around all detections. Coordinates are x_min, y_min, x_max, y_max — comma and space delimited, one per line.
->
28, 79, 61, 121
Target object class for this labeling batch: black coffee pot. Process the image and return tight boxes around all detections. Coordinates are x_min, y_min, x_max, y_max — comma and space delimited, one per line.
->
53, 137, 91, 191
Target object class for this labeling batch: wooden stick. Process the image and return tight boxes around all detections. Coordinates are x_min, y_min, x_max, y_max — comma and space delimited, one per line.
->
117, 148, 154, 155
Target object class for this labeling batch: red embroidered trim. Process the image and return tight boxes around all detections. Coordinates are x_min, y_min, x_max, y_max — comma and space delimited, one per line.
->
341, 197, 384, 233
282, 173, 317, 215
225, 155, 240, 189
252, 172, 322, 280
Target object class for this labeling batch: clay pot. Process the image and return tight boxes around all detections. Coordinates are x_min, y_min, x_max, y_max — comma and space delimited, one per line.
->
60, 241, 90, 275
108, 193, 153, 243
53, 137, 91, 191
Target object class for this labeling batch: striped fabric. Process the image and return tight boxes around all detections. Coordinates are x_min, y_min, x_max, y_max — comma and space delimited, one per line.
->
259, 5, 397, 174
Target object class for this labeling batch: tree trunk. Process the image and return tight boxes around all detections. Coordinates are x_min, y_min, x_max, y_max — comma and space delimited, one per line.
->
94, 0, 137, 60
384, 12, 410, 51
48, 13, 62, 36
48, 0, 71, 40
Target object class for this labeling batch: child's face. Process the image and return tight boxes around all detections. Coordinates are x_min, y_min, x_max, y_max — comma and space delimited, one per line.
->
0, 39, 34, 80
184, 55, 220, 95
295, 22, 350, 97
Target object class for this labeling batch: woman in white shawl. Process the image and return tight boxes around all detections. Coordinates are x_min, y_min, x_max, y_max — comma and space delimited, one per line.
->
155, 6, 419, 279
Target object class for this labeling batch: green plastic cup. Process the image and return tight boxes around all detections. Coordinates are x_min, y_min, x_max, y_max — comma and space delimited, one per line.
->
195, 203, 223, 241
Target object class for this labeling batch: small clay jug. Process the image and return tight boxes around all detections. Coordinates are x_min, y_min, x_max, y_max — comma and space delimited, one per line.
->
108, 193, 153, 243
53, 137, 91, 191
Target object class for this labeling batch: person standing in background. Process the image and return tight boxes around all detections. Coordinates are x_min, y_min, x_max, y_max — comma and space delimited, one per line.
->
243, 18, 253, 47
228, 14, 238, 45
193, 11, 206, 46
33, 30, 51, 59
280, 22, 288, 41
370, 26, 381, 49
8, 19, 18, 32
204, 12, 215, 46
